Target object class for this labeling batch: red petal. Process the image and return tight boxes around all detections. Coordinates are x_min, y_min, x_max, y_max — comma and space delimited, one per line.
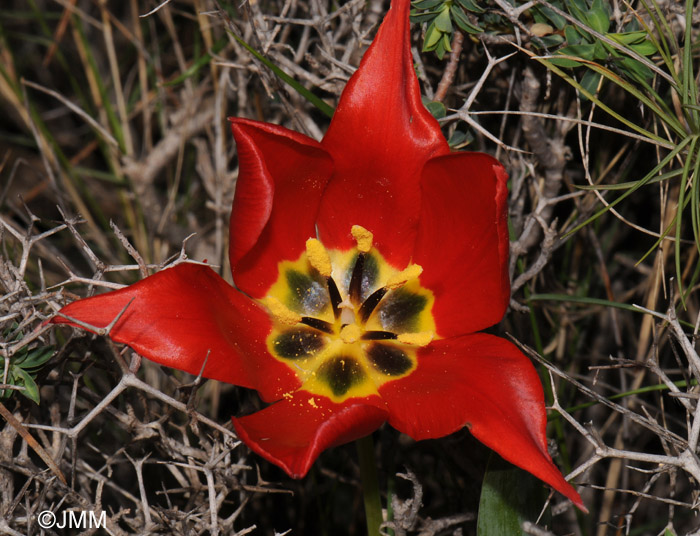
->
380, 333, 586, 511
232, 390, 387, 478
317, 0, 449, 267
230, 119, 333, 297
52, 264, 299, 402
413, 152, 510, 337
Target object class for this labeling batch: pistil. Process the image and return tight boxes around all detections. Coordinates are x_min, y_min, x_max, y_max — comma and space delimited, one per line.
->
339, 299, 356, 326
340, 324, 362, 343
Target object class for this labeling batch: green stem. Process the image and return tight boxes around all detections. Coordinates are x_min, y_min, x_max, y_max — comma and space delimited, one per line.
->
356, 434, 382, 536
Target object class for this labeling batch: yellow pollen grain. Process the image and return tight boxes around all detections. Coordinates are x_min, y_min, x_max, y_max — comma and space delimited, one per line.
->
386, 264, 423, 290
340, 324, 362, 343
305, 238, 332, 277
397, 331, 434, 346
351, 225, 373, 253
308, 397, 318, 408
263, 296, 302, 325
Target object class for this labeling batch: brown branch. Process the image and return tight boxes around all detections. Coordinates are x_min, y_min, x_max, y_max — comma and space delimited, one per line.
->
434, 31, 464, 102
0, 402, 66, 485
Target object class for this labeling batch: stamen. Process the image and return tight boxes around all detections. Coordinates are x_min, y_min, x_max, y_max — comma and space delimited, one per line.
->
340, 324, 362, 343
386, 264, 423, 290
351, 225, 373, 253
358, 287, 388, 323
339, 299, 356, 325
301, 317, 334, 333
305, 238, 332, 277
327, 278, 343, 318
397, 331, 434, 346
361, 330, 397, 340
348, 253, 365, 304
263, 297, 302, 325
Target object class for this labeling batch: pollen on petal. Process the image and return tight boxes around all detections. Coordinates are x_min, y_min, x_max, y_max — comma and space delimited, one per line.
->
397, 331, 434, 346
386, 264, 423, 290
273, 328, 326, 359
305, 238, 332, 277
264, 296, 302, 325
340, 324, 362, 343
351, 225, 374, 253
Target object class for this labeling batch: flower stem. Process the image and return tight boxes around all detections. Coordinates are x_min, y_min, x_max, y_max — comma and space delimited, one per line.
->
356, 434, 382, 536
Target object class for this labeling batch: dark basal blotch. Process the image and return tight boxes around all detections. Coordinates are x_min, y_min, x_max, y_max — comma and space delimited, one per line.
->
274, 328, 326, 359
367, 343, 412, 375
285, 269, 329, 314
379, 288, 427, 332
318, 356, 366, 396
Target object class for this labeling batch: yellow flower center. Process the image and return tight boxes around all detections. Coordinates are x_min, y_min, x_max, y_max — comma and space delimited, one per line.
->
263, 225, 436, 402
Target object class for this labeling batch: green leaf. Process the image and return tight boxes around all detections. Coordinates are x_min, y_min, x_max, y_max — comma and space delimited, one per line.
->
559, 43, 596, 60
535, 4, 566, 29
456, 0, 484, 13
629, 39, 658, 56
441, 32, 452, 52
564, 24, 583, 45
424, 100, 446, 119
532, 56, 669, 144
580, 69, 602, 96
477, 454, 547, 536
618, 56, 653, 82
548, 56, 584, 68
538, 34, 565, 47
14, 367, 41, 404
448, 129, 468, 148
592, 39, 608, 60
588, 0, 610, 33
423, 21, 442, 50
608, 30, 648, 46
434, 8, 453, 33
412, 0, 443, 9
410, 11, 439, 23
566, 0, 592, 31
435, 34, 448, 59
17, 346, 54, 370
451, 5, 482, 34
568, 0, 589, 13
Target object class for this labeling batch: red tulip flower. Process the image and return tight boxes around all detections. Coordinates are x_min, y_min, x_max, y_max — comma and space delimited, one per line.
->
53, 0, 584, 511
